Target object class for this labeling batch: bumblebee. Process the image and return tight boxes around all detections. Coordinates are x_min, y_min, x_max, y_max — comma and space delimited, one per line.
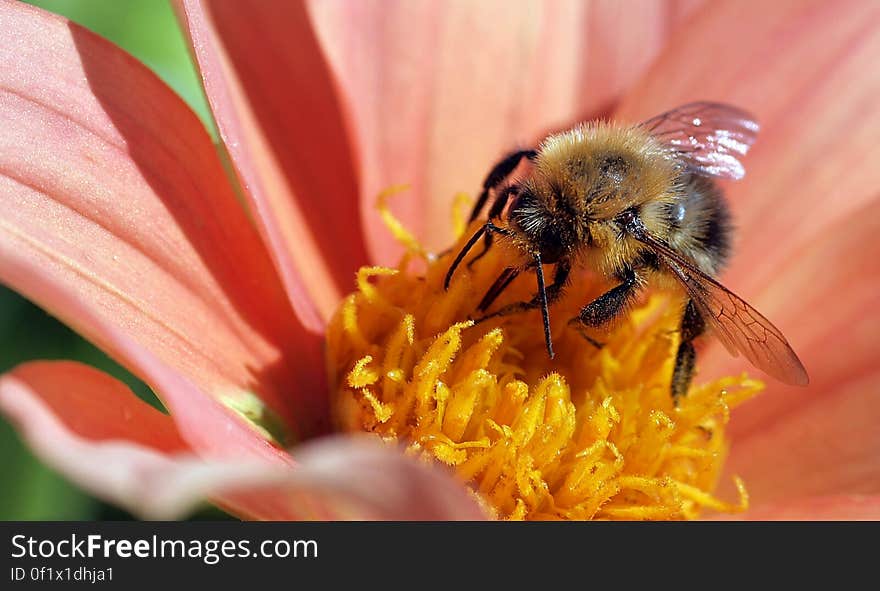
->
445, 102, 808, 399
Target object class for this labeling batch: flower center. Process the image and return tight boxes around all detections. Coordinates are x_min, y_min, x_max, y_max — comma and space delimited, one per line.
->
325, 187, 761, 520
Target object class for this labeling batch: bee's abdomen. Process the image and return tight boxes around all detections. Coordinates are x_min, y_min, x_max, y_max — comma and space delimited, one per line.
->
668, 174, 732, 274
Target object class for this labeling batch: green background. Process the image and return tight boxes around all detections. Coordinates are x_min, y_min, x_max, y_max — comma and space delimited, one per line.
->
1, 0, 221, 520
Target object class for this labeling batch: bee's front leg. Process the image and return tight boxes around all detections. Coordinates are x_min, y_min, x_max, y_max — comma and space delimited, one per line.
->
467, 186, 520, 270
472, 257, 571, 321
469, 149, 537, 223
471, 255, 570, 359
567, 265, 643, 349
569, 266, 642, 329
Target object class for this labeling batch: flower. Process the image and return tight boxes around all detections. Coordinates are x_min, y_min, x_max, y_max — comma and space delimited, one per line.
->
328, 195, 762, 519
0, 0, 878, 520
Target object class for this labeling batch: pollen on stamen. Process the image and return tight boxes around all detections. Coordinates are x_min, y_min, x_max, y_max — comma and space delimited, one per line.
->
325, 187, 763, 520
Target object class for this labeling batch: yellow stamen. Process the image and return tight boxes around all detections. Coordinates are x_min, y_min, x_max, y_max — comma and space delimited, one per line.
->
325, 189, 763, 520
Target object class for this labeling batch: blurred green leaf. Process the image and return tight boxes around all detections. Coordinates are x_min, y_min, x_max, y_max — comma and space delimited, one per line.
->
0, 419, 99, 520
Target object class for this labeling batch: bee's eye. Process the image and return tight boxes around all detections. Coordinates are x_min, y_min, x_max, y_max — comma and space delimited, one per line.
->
509, 189, 537, 215
618, 207, 639, 227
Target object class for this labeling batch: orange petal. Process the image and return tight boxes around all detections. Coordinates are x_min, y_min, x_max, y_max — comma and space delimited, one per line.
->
0, 362, 485, 520
0, 2, 329, 441
616, 0, 880, 294
306, 0, 684, 259
176, 0, 368, 325
734, 495, 880, 520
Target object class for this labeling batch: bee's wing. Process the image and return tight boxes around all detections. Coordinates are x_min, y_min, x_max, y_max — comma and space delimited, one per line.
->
640, 102, 759, 180
635, 231, 809, 386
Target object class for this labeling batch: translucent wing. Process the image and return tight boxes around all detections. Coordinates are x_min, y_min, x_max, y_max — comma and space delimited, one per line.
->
640, 102, 759, 180
635, 231, 809, 386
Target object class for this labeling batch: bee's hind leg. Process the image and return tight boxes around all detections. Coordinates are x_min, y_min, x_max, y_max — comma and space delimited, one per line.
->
671, 299, 706, 401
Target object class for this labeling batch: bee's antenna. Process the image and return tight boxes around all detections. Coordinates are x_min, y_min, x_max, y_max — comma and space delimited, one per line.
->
444, 224, 488, 290
444, 221, 512, 290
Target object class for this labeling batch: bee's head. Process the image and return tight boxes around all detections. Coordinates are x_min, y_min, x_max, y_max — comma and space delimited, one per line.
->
507, 186, 572, 262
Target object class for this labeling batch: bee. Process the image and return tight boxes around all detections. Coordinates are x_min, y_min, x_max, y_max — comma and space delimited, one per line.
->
444, 102, 809, 399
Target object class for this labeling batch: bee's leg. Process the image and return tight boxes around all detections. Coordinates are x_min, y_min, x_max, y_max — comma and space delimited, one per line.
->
473, 258, 572, 357
671, 299, 706, 401
474, 258, 571, 319
444, 221, 512, 290
569, 325, 605, 350
468, 149, 537, 223
569, 266, 641, 331
477, 266, 521, 312
467, 186, 519, 270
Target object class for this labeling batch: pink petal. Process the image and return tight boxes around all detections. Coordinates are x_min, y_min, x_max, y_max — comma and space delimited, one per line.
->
723, 369, 880, 506
13, 294, 306, 463
306, 0, 684, 259
714, 203, 880, 504
2, 362, 189, 453
250, 435, 489, 521
176, 0, 368, 326
143, 435, 489, 520
0, 360, 204, 519
667, 0, 707, 24
735, 495, 880, 520
614, 0, 880, 504
0, 1, 330, 441
0, 362, 485, 520
616, 0, 880, 294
